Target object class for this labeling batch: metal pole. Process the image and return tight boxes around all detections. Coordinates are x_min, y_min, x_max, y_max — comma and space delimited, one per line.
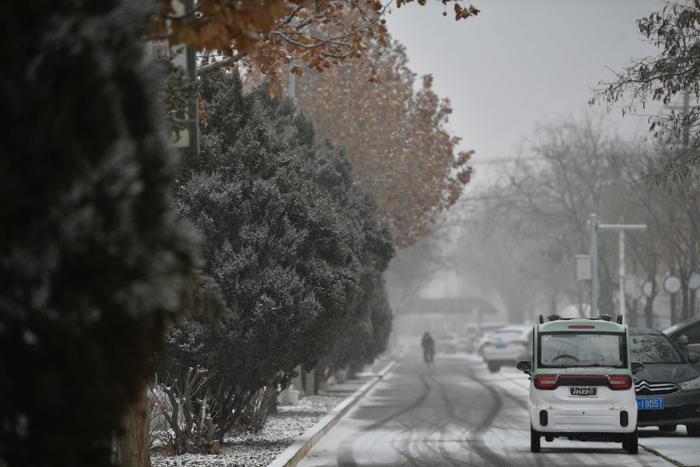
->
593, 221, 645, 320
670, 265, 677, 324
288, 67, 296, 100
619, 229, 625, 322
590, 213, 599, 316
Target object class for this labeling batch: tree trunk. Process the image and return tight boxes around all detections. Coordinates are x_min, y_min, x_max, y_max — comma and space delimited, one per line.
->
627, 298, 638, 327
116, 388, 152, 467
548, 293, 557, 318
682, 281, 690, 322
645, 294, 655, 328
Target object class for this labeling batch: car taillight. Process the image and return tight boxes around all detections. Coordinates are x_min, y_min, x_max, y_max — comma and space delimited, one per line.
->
608, 375, 632, 390
534, 374, 558, 390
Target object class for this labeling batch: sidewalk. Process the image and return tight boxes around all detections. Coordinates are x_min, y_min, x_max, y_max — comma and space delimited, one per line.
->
150, 356, 395, 467
269, 356, 397, 467
640, 426, 700, 467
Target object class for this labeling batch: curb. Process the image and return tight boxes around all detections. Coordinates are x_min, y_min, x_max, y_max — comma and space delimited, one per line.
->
640, 443, 688, 467
268, 360, 398, 467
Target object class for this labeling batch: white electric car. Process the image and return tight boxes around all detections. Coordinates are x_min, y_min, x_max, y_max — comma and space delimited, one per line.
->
516, 316, 643, 454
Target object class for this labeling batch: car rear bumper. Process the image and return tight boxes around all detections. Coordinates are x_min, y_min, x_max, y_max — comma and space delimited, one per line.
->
532, 407, 637, 433
531, 388, 637, 434
637, 390, 700, 426
482, 348, 527, 362
534, 431, 630, 442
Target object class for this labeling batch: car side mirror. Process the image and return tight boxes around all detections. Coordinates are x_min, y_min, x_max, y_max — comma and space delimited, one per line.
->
631, 361, 645, 374
516, 360, 532, 374
688, 352, 700, 364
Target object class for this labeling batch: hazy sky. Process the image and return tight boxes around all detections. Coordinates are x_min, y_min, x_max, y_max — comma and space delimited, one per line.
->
386, 0, 665, 299
386, 0, 663, 165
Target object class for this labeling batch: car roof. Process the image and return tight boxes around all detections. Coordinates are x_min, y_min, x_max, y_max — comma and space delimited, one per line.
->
664, 317, 700, 336
537, 318, 625, 333
497, 325, 531, 332
630, 328, 664, 336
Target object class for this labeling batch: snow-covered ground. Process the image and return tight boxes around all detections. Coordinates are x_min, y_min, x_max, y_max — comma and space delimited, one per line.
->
639, 426, 700, 467
150, 380, 368, 467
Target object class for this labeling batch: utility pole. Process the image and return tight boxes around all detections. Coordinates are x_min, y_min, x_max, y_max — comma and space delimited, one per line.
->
670, 265, 678, 324
589, 214, 646, 321
288, 67, 296, 101
590, 214, 599, 316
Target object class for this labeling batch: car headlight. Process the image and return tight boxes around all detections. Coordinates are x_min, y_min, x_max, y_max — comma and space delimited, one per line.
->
679, 376, 700, 391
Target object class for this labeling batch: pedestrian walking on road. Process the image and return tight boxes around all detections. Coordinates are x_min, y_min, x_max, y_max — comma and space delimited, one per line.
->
421, 332, 435, 366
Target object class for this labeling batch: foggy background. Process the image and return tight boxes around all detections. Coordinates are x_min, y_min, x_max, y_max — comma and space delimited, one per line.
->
387, 0, 660, 162
384, 0, 670, 341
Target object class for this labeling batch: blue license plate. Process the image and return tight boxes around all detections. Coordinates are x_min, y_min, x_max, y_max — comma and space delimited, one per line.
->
495, 344, 507, 349
637, 398, 664, 410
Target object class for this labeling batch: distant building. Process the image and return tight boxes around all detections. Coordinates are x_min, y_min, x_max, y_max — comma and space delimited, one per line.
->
394, 297, 504, 340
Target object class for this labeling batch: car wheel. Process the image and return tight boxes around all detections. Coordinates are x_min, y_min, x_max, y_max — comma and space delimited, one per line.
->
659, 425, 677, 433
530, 427, 541, 453
625, 430, 638, 454
687, 424, 700, 437
488, 362, 500, 373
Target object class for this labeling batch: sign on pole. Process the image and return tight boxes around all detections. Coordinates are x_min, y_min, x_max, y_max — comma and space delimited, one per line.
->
689, 272, 700, 290
664, 276, 682, 294
575, 255, 591, 281
146, 0, 199, 155
625, 275, 642, 300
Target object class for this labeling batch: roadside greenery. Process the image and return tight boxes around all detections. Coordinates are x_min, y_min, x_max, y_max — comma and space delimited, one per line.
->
297, 38, 473, 248
0, 2, 194, 466
3, 1, 481, 463
594, 1, 700, 178
154, 70, 394, 451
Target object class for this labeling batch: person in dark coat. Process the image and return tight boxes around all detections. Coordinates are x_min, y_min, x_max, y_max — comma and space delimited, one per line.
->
421, 332, 435, 365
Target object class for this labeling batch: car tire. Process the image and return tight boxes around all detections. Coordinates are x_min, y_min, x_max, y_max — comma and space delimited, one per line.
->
659, 425, 677, 433
624, 430, 638, 454
488, 362, 500, 373
687, 424, 700, 437
530, 427, 541, 453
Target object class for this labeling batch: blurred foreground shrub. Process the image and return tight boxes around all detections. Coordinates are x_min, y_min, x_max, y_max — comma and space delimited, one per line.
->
0, 1, 193, 465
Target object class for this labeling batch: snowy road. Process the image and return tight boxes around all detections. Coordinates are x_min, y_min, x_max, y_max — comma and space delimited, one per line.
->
298, 354, 698, 467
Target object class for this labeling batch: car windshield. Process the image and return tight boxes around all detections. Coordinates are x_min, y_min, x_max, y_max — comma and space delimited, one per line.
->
664, 323, 682, 336
630, 334, 682, 364
539, 332, 626, 368
492, 330, 525, 341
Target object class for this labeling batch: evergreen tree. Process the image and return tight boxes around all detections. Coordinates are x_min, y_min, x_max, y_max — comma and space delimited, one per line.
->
0, 1, 193, 465
172, 71, 370, 440
160, 71, 394, 445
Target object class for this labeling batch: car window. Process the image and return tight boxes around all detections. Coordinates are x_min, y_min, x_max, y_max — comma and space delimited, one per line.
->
492, 330, 524, 341
666, 321, 700, 343
539, 332, 626, 368
630, 334, 682, 364
683, 323, 700, 343
665, 323, 683, 336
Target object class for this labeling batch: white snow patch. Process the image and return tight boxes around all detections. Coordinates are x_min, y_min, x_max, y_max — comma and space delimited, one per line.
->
150, 379, 368, 467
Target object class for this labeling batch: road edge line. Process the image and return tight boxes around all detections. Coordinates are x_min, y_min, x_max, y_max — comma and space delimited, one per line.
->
640, 443, 687, 467
268, 359, 397, 467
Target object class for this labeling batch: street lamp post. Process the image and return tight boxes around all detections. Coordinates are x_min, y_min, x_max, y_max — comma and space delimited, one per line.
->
590, 213, 599, 316
589, 213, 646, 322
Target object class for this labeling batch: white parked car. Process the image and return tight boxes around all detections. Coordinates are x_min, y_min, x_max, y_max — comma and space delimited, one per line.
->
481, 325, 532, 372
435, 334, 459, 354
